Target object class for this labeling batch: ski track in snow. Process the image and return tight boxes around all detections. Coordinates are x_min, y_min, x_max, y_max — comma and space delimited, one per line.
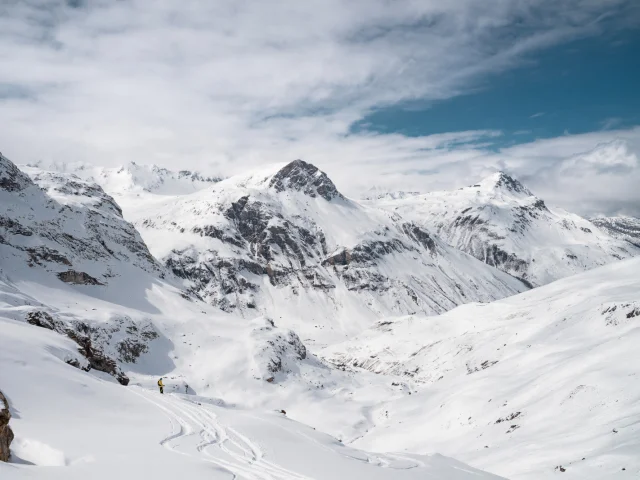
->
130, 387, 429, 479
131, 387, 312, 480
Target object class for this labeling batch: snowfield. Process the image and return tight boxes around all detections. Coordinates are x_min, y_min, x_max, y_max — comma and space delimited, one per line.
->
2, 152, 640, 479
326, 256, 640, 479
0, 316, 503, 480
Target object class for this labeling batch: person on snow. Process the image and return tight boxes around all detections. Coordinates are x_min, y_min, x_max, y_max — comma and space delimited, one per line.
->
157, 378, 164, 394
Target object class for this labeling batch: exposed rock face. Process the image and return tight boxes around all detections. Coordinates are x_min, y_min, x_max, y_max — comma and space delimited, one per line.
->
26, 310, 159, 386
249, 317, 309, 382
0, 155, 162, 288
0, 154, 31, 192
57, 270, 104, 286
0, 390, 13, 462
591, 216, 640, 248
268, 159, 343, 201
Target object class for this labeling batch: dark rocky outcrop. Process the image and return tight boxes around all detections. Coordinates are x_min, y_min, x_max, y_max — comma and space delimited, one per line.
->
0, 390, 14, 462
57, 270, 104, 285
0, 153, 32, 192
591, 216, 640, 248
27, 247, 72, 267
492, 172, 532, 196
269, 160, 343, 201
26, 311, 137, 386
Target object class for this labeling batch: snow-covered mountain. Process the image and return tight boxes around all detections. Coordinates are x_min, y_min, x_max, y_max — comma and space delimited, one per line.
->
324, 256, 640, 479
368, 172, 640, 286
1, 152, 505, 479
3, 153, 639, 479
24, 160, 222, 196
1, 154, 162, 283
591, 216, 640, 248
120, 160, 527, 341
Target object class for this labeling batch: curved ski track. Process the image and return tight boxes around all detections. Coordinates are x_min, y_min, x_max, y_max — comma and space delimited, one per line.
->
131, 387, 312, 480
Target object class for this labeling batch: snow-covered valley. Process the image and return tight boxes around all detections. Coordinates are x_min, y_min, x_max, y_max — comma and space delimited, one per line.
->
2, 152, 640, 479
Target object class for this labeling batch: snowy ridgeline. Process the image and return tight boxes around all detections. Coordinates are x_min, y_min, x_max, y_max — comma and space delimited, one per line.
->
9, 157, 530, 343
366, 172, 640, 287
1, 152, 640, 479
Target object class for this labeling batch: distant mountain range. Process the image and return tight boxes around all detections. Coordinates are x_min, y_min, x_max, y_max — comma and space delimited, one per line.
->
366, 171, 640, 287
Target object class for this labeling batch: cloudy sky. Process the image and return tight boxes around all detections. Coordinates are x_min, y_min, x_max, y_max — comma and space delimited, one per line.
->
1, 0, 639, 215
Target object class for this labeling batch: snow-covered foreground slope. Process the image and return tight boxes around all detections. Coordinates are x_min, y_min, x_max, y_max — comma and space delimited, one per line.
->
109, 160, 527, 342
0, 316, 503, 480
325, 257, 640, 479
369, 172, 639, 286
591, 216, 640, 248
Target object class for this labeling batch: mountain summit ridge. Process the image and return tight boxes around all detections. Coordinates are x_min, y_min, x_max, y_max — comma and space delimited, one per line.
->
370, 171, 639, 286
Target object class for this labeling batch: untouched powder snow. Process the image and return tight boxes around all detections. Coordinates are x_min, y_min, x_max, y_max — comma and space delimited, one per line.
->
368, 172, 639, 286
325, 257, 640, 479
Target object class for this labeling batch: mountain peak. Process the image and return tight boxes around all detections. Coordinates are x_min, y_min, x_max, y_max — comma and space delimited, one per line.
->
478, 171, 532, 196
1, 152, 34, 192
268, 159, 343, 201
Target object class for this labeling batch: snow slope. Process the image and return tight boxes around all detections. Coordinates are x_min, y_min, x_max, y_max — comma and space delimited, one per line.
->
591, 216, 640, 248
368, 172, 639, 286
110, 160, 527, 342
324, 257, 640, 479
0, 315, 503, 480
1, 154, 162, 284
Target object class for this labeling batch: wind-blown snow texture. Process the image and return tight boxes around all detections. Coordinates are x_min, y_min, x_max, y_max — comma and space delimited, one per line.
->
368, 172, 640, 286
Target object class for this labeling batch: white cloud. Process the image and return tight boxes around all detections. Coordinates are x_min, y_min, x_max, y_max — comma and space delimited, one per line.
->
0, 0, 638, 216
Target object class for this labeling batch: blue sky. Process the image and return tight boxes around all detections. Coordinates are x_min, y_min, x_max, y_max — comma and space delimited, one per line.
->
353, 28, 640, 147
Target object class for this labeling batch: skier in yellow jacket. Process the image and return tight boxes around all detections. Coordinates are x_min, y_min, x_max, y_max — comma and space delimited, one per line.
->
157, 378, 164, 394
